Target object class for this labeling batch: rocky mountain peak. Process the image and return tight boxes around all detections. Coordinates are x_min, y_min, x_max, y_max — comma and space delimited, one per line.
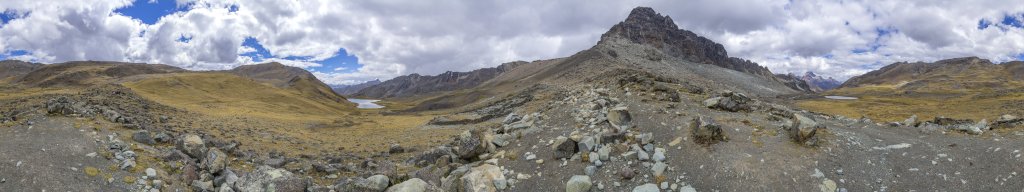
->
598, 7, 777, 82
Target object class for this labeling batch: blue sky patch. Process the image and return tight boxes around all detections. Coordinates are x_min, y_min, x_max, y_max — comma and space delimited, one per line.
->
0, 50, 31, 61
978, 19, 993, 30
240, 37, 362, 73
241, 37, 271, 62
114, 0, 187, 24
1001, 14, 1024, 29
310, 49, 361, 73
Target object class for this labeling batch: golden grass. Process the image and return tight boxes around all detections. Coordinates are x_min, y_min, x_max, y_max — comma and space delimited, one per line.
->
798, 83, 1024, 122
123, 73, 353, 121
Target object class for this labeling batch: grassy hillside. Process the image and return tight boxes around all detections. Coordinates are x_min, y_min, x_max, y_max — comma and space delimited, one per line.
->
123, 72, 355, 121
798, 72, 1024, 122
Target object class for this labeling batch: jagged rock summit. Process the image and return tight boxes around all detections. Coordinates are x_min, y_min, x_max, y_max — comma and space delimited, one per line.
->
599, 7, 775, 80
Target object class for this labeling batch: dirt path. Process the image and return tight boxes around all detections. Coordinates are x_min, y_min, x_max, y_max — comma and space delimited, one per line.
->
0, 114, 127, 191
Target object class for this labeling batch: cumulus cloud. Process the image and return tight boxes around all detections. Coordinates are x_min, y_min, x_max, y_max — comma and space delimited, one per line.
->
1, 0, 1023, 84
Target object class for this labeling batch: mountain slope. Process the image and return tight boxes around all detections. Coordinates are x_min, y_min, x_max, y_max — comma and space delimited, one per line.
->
331, 79, 382, 96
352, 61, 527, 99
800, 72, 841, 91
0, 60, 42, 82
398, 7, 803, 112
799, 57, 1024, 122
229, 62, 350, 103
15, 61, 184, 87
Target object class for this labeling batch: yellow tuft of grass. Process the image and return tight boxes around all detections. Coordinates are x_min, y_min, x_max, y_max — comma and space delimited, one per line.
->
84, 166, 100, 176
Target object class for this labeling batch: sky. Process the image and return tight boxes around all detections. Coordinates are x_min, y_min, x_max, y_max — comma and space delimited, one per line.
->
1, 0, 1023, 85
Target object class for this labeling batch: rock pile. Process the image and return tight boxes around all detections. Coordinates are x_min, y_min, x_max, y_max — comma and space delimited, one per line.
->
703, 90, 753, 112
691, 115, 727, 144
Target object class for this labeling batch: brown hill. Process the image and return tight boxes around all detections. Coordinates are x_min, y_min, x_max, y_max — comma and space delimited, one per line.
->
0, 60, 42, 82
15, 61, 184, 87
229, 62, 350, 103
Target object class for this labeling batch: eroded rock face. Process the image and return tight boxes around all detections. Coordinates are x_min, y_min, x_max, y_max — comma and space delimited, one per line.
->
790, 114, 823, 144
691, 116, 726, 144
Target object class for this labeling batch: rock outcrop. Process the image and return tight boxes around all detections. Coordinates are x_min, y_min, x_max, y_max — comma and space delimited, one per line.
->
598, 7, 776, 80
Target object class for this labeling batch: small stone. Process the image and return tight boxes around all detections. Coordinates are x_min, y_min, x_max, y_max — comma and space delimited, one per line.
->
536, 159, 544, 164
494, 178, 508, 190
566, 175, 592, 192
660, 182, 668, 189
619, 167, 636, 179
552, 136, 578, 159
638, 133, 653, 145
820, 179, 837, 192
652, 148, 666, 162
598, 146, 611, 161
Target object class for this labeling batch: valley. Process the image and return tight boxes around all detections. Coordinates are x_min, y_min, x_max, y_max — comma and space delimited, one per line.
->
1, 6, 1022, 192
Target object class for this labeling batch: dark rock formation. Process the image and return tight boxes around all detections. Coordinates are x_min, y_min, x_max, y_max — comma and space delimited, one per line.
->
598, 7, 776, 80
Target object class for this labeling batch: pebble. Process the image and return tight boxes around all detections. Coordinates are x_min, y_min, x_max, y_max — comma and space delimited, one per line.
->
86, 152, 97, 158
585, 166, 597, 176
536, 159, 544, 164
16, 161, 22, 167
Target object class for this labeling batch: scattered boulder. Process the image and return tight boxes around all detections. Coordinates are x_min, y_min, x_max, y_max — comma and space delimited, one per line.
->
929, 117, 986, 135
337, 177, 387, 192
177, 134, 208, 159
577, 136, 597, 152
411, 146, 456, 167
632, 183, 660, 192
388, 144, 406, 154
566, 175, 593, 192
691, 116, 726, 144
453, 129, 493, 160
132, 130, 155, 145
45, 97, 88, 116
366, 175, 392, 192
459, 164, 505, 192
607, 106, 633, 131
619, 167, 636, 180
703, 90, 753, 112
492, 134, 514, 147
234, 165, 310, 192
991, 114, 1023, 129
789, 113, 823, 144
202, 148, 229, 174
386, 178, 431, 192
552, 136, 578, 159
903, 115, 919, 127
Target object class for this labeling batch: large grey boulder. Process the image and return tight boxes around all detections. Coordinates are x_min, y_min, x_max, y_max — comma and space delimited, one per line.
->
132, 130, 155, 145
234, 165, 310, 192
691, 116, 726, 144
566, 175, 592, 192
459, 164, 505, 192
202, 148, 229, 174
453, 129, 493, 160
703, 91, 752, 112
607, 106, 632, 131
177, 134, 208, 159
789, 113, 823, 144
386, 178, 431, 192
366, 175, 391, 191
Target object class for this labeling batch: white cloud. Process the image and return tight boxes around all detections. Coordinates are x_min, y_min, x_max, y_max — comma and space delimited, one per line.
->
1, 0, 1023, 84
